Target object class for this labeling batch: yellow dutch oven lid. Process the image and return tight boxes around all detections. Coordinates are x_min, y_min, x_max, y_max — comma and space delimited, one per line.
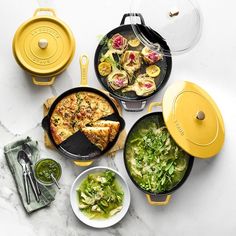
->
13, 8, 75, 79
162, 81, 225, 158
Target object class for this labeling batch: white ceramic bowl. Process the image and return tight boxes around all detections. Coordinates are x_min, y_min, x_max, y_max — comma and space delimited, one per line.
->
70, 166, 131, 228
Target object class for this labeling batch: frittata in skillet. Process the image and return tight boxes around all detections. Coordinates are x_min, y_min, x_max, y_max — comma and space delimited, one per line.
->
50, 92, 119, 148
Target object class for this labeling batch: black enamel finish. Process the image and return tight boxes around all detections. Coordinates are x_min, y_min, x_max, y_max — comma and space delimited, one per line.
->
94, 13, 172, 103
42, 87, 125, 161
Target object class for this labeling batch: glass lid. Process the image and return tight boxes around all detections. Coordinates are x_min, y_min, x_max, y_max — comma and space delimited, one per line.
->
130, 0, 202, 56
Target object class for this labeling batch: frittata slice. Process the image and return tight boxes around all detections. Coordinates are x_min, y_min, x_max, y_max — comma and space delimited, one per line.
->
81, 127, 110, 150
92, 120, 120, 142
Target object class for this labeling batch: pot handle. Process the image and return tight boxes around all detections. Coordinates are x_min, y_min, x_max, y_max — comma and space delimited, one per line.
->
120, 13, 145, 26
32, 76, 55, 86
33, 8, 56, 17
79, 54, 89, 86
146, 194, 171, 206
73, 160, 93, 167
148, 102, 162, 113
121, 101, 146, 112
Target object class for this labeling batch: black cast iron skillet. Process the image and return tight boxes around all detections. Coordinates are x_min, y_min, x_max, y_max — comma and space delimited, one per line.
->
42, 56, 125, 163
94, 13, 172, 111
42, 87, 125, 162
124, 112, 194, 205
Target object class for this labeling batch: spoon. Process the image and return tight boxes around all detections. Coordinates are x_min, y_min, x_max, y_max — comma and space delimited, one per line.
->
51, 174, 61, 189
17, 151, 30, 204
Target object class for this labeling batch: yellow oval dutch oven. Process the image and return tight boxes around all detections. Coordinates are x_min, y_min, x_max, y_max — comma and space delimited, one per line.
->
124, 81, 225, 206
160, 81, 225, 159
12, 8, 76, 86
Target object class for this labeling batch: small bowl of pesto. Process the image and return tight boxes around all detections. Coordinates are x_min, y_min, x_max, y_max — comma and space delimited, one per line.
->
34, 158, 62, 186
70, 166, 130, 228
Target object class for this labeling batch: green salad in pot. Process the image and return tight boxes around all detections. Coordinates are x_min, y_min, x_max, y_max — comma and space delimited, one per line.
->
125, 115, 190, 193
77, 171, 124, 219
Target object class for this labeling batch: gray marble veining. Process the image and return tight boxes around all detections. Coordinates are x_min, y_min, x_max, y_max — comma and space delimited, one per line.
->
0, 0, 236, 235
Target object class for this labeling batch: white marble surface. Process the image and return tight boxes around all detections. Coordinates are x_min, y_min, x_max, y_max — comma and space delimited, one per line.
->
0, 0, 236, 235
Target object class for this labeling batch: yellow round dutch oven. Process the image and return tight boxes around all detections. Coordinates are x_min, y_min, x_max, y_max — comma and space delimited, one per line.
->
12, 8, 76, 86
124, 81, 225, 206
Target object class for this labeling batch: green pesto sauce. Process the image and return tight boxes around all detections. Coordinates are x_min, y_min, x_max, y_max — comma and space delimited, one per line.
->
35, 159, 61, 184
77, 171, 124, 219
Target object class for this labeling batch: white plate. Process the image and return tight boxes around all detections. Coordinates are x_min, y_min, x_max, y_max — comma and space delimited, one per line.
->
70, 166, 131, 228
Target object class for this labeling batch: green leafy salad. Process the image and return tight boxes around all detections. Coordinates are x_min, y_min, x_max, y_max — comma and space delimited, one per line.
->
77, 171, 124, 219
126, 116, 190, 193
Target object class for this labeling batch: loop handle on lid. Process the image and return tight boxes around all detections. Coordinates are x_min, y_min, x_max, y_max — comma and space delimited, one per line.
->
120, 13, 145, 25
33, 8, 56, 17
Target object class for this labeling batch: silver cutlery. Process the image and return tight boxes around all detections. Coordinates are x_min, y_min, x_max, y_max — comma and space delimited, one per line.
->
18, 150, 40, 203
22, 143, 41, 196
51, 174, 61, 189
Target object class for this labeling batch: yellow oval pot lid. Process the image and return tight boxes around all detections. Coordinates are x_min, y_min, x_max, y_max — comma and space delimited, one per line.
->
162, 81, 225, 158
13, 8, 75, 76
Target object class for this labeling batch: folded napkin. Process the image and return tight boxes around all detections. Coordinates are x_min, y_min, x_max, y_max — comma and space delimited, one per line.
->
43, 91, 127, 157
4, 137, 56, 214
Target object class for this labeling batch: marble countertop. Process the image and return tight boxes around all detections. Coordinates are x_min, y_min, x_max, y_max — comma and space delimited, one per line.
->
0, 0, 236, 235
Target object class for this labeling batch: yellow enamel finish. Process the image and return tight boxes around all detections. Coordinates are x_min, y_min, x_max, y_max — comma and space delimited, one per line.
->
72, 54, 90, 166
32, 76, 55, 86
13, 8, 75, 79
162, 81, 225, 158
33, 8, 56, 17
73, 160, 94, 167
148, 102, 162, 113
79, 54, 89, 86
146, 194, 171, 206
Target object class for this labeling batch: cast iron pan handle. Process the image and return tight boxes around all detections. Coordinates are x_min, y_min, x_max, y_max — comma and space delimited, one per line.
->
118, 115, 126, 132
120, 13, 145, 25
42, 116, 50, 131
121, 101, 146, 112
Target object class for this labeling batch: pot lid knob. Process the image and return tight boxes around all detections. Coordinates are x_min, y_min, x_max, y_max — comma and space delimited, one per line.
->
38, 38, 48, 49
196, 111, 205, 120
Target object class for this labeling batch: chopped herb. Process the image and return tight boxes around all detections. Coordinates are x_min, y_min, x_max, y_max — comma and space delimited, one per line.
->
126, 118, 190, 193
